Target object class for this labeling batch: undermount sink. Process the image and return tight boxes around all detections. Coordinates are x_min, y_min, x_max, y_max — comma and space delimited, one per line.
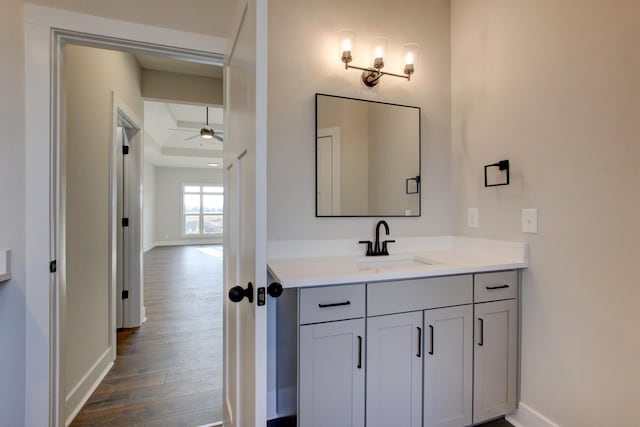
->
359, 255, 435, 270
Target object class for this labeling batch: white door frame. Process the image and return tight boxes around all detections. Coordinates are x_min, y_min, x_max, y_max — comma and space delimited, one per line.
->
112, 96, 144, 332
317, 127, 341, 215
24, 5, 227, 426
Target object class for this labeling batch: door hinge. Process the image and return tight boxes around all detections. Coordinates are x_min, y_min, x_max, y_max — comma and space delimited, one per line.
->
123, 145, 130, 155
122, 290, 129, 299
49, 260, 57, 273
122, 218, 129, 227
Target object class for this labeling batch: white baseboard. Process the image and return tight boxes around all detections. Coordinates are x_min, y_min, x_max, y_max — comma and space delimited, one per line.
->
507, 402, 560, 427
64, 347, 114, 426
141, 305, 147, 323
154, 238, 223, 247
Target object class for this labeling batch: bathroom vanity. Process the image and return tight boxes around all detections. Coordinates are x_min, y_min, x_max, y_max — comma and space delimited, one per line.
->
266, 236, 527, 427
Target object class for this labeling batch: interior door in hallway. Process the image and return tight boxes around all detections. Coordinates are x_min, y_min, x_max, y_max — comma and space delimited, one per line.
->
223, 0, 269, 426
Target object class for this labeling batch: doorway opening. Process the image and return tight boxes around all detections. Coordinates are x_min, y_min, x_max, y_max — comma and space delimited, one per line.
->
57, 39, 225, 426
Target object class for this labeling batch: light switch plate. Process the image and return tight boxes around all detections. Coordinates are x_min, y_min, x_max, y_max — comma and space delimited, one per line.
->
522, 208, 538, 233
468, 208, 479, 228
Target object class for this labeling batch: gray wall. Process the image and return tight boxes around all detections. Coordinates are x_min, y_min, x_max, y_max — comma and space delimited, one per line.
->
63, 44, 143, 402
0, 1, 26, 425
268, 0, 452, 240
154, 167, 223, 244
451, 1, 640, 425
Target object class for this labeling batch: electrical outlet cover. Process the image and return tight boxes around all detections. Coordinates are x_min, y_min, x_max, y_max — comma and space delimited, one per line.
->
522, 208, 538, 233
468, 208, 479, 228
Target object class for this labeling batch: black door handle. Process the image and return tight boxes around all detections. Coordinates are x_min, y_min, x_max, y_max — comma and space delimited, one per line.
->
267, 282, 283, 298
229, 282, 254, 303
357, 335, 362, 369
478, 318, 484, 346
417, 327, 422, 358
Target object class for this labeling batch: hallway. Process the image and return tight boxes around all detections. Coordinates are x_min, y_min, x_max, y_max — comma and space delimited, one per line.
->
71, 245, 223, 426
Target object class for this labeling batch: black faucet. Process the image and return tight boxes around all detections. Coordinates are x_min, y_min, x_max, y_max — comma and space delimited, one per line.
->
359, 220, 395, 256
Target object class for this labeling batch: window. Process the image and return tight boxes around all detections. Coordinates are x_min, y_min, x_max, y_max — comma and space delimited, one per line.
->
183, 184, 223, 235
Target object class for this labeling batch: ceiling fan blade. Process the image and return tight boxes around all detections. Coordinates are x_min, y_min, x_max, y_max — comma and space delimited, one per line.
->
214, 134, 224, 142
185, 134, 201, 141
169, 128, 198, 133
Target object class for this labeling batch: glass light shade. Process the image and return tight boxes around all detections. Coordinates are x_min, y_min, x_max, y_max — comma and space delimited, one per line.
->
339, 29, 356, 54
403, 43, 419, 70
372, 37, 388, 59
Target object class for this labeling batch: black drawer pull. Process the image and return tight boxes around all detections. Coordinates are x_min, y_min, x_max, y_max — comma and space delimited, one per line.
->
429, 325, 434, 355
486, 284, 510, 290
318, 301, 351, 308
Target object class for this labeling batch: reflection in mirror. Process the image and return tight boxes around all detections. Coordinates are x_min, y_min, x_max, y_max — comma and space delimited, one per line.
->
316, 94, 421, 217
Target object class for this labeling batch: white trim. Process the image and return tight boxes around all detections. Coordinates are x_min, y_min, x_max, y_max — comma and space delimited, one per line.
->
24, 6, 227, 426
24, 4, 226, 55
316, 127, 341, 215
155, 238, 223, 247
507, 402, 561, 427
0, 249, 11, 282
63, 348, 113, 427
112, 94, 144, 332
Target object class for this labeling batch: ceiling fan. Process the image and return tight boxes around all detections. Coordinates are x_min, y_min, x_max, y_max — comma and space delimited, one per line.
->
169, 106, 224, 142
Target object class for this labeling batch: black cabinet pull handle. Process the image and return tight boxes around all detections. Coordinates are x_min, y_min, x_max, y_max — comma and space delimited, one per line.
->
428, 325, 434, 355
478, 318, 484, 346
486, 284, 510, 290
416, 327, 422, 358
357, 335, 362, 369
318, 301, 351, 308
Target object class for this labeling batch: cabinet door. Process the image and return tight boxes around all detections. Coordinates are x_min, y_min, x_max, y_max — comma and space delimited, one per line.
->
424, 305, 473, 427
299, 319, 365, 427
474, 299, 518, 424
367, 312, 423, 427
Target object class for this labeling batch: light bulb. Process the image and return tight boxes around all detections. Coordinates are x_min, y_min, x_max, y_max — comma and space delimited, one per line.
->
374, 45, 384, 59
342, 38, 352, 52
405, 51, 414, 65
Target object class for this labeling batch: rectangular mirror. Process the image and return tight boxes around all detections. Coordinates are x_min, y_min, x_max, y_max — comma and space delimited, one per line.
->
316, 93, 421, 217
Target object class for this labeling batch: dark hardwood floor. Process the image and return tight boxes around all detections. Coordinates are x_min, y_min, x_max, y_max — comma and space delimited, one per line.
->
478, 417, 514, 427
71, 245, 223, 426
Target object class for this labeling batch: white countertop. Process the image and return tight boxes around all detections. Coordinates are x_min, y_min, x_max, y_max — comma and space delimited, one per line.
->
267, 236, 528, 288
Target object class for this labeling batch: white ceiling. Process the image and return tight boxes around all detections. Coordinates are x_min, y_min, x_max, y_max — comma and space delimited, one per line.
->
144, 100, 224, 169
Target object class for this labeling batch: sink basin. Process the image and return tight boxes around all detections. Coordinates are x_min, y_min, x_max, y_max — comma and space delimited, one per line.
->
359, 255, 434, 270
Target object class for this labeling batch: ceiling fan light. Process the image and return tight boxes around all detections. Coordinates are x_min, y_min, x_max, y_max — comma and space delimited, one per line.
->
200, 127, 214, 139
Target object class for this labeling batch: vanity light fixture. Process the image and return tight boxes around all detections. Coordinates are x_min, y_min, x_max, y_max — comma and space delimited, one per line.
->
340, 30, 418, 87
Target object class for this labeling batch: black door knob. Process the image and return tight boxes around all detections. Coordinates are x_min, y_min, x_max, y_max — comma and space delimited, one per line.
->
267, 282, 283, 298
228, 282, 253, 303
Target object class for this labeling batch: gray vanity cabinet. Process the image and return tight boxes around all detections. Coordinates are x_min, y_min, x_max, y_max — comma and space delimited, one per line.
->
473, 271, 519, 424
366, 311, 423, 427
298, 284, 366, 427
424, 305, 473, 427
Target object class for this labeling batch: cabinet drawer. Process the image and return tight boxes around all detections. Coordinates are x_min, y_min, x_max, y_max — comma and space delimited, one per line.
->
474, 271, 518, 303
367, 275, 472, 316
299, 284, 365, 325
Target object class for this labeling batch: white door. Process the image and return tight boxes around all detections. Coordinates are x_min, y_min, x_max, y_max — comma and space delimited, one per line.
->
299, 319, 365, 427
473, 299, 518, 424
367, 311, 422, 427
424, 305, 473, 427
223, 1, 268, 426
